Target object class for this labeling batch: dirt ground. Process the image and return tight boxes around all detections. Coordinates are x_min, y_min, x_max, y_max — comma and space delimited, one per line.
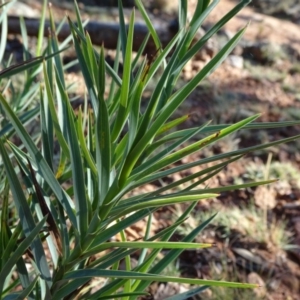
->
170, 1, 300, 299
7, 0, 300, 299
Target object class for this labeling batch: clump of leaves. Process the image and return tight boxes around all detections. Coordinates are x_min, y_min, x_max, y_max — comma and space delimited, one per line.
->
1, 0, 300, 299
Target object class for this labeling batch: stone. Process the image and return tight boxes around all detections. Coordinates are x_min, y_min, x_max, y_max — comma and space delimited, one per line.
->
247, 272, 267, 298
7, 1, 40, 18
242, 41, 286, 64
226, 55, 244, 69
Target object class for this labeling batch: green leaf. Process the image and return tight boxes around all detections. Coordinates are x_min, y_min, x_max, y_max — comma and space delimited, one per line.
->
112, 194, 218, 217
135, 0, 161, 49
96, 47, 111, 205
164, 286, 208, 300
0, 1, 11, 63
68, 17, 99, 115
76, 109, 97, 176
43, 62, 69, 158
40, 87, 54, 170
76, 241, 214, 264
119, 27, 247, 185
178, 0, 188, 37
98, 292, 150, 299
48, 2, 65, 87
190, 0, 215, 26
157, 114, 193, 136
56, 71, 89, 237
111, 10, 135, 142
0, 181, 10, 263
179, 0, 218, 58
93, 204, 204, 297
131, 214, 218, 295
63, 269, 258, 288
134, 155, 242, 196
0, 216, 47, 291
85, 209, 156, 252
180, 0, 251, 68
3, 276, 39, 300
0, 47, 68, 79
133, 120, 211, 175
36, 0, 47, 56
134, 29, 184, 144
157, 120, 300, 141
132, 114, 259, 179
0, 140, 51, 284
74, 0, 85, 34
0, 107, 39, 138
0, 93, 77, 229
118, 0, 127, 63
145, 133, 300, 185
182, 179, 278, 194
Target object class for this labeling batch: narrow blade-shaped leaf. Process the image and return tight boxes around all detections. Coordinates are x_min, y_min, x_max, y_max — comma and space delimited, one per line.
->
96, 47, 111, 205
63, 269, 258, 288
0, 216, 47, 290
0, 93, 77, 229
119, 27, 247, 185
111, 10, 135, 142
164, 286, 208, 300
56, 73, 89, 237
0, 140, 51, 284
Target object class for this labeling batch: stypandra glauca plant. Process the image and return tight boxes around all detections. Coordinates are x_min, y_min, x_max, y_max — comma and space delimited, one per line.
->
0, 0, 299, 299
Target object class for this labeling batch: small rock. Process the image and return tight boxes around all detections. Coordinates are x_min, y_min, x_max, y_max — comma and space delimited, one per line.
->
118, 258, 138, 270
232, 248, 263, 265
155, 282, 180, 299
242, 41, 285, 64
194, 37, 219, 61
7, 1, 40, 18
152, 0, 178, 13
254, 185, 277, 209
226, 55, 244, 69
268, 277, 281, 291
231, 45, 243, 56
247, 272, 267, 298
283, 43, 300, 61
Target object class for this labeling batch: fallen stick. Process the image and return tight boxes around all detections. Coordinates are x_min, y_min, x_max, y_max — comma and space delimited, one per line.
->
5, 16, 177, 54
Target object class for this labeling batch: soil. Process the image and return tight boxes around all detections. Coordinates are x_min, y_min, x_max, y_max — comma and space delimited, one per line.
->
6, 0, 300, 299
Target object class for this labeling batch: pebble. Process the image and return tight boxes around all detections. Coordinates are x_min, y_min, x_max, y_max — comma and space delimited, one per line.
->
7, 1, 40, 18
226, 55, 244, 69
